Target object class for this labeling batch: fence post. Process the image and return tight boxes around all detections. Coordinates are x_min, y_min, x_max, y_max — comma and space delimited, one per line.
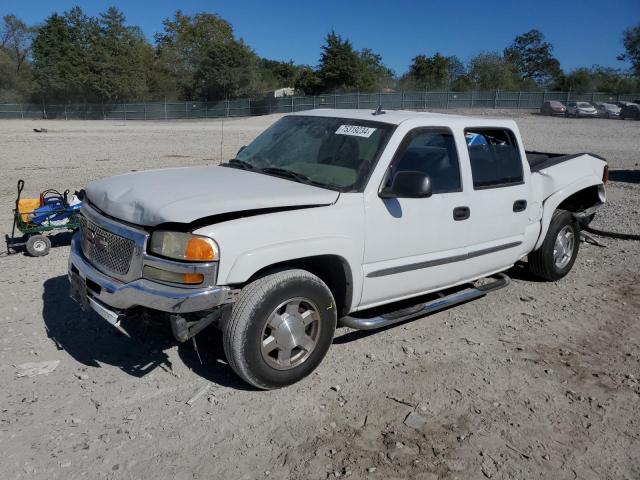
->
144, 103, 147, 121
401, 91, 405, 109
517, 91, 521, 109
226, 99, 230, 117
378, 92, 382, 108
124, 104, 127, 121
591, 92, 595, 103
313, 96, 317, 109
164, 99, 167, 120
543, 90, 547, 103
64, 105, 68, 121
471, 90, 475, 108
446, 91, 450, 109
334, 94, 337, 109
356, 92, 360, 109
291, 95, 294, 112
494, 90, 498, 109
424, 88, 427, 110
566, 91, 570, 103
20, 103, 23, 119
185, 101, 188, 119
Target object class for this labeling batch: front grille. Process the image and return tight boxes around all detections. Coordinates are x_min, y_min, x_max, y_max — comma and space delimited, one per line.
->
79, 215, 135, 275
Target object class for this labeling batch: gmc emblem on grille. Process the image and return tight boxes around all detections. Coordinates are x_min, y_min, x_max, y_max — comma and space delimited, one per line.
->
86, 229, 109, 251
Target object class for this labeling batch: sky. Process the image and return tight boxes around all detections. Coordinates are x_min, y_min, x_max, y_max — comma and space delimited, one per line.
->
2, 0, 638, 74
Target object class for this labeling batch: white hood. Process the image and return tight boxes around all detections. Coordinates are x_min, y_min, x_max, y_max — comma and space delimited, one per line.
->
86, 165, 339, 227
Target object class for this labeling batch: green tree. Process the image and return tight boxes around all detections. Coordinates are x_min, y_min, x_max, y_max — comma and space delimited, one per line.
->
259, 58, 300, 89
466, 52, 522, 90
93, 7, 156, 101
155, 11, 236, 99
0, 14, 35, 101
355, 48, 393, 91
403, 53, 450, 90
504, 29, 561, 87
194, 39, 258, 100
294, 66, 323, 95
32, 7, 102, 103
318, 31, 360, 92
618, 24, 640, 77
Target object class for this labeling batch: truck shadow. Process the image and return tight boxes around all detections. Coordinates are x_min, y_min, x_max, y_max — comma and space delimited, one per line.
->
42, 275, 250, 389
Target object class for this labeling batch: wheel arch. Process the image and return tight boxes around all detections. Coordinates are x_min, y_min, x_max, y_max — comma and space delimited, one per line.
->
534, 180, 605, 250
233, 254, 354, 317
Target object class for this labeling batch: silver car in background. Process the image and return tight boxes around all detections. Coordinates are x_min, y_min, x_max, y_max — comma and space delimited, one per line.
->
566, 101, 598, 117
594, 102, 621, 118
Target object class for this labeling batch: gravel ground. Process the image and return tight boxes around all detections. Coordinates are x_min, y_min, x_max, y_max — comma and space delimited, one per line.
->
0, 111, 639, 480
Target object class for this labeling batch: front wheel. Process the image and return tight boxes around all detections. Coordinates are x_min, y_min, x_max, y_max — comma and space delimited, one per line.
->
528, 210, 579, 281
223, 269, 337, 389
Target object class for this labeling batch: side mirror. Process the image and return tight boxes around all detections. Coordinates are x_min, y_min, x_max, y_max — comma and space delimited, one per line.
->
380, 171, 432, 199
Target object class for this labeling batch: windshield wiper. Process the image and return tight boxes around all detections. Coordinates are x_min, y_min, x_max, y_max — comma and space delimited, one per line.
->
223, 158, 256, 170
261, 167, 312, 184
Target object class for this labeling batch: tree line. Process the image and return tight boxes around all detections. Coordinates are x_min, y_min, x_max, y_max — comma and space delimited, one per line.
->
1, 6, 639, 104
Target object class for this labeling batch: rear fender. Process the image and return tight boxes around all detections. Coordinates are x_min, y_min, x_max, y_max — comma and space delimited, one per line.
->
534, 177, 604, 250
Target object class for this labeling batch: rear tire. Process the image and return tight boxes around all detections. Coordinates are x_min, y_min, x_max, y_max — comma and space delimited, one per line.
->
528, 210, 579, 281
26, 235, 51, 257
223, 269, 337, 389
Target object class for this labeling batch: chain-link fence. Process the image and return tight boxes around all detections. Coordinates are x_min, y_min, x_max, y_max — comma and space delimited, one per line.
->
0, 91, 638, 120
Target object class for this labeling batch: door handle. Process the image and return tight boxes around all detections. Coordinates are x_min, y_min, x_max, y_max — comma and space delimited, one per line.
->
453, 206, 470, 221
513, 199, 527, 212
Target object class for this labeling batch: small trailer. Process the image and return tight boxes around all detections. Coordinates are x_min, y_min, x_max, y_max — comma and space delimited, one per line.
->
6, 179, 82, 256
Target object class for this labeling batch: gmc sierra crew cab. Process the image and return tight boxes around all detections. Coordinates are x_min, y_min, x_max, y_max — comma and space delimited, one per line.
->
68, 109, 608, 389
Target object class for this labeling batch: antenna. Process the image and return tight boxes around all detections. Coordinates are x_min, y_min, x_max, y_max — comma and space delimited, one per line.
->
372, 105, 386, 116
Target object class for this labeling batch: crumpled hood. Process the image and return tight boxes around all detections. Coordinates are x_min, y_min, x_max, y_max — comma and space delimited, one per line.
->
86, 165, 339, 227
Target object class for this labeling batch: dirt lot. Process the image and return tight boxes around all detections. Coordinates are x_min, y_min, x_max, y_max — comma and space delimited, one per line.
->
1, 111, 639, 480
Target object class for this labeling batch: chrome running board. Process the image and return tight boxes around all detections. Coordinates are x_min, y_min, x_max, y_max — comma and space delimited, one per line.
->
339, 273, 510, 331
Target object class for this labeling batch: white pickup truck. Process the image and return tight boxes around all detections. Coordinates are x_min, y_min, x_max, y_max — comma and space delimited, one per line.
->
68, 109, 607, 389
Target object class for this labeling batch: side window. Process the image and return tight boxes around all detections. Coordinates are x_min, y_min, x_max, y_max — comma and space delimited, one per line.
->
465, 128, 523, 189
390, 129, 461, 194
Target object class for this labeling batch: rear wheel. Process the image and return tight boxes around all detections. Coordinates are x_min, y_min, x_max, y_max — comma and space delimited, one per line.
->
223, 269, 337, 389
26, 235, 51, 257
528, 210, 579, 281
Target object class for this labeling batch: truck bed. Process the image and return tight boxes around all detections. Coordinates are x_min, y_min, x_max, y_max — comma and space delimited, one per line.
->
526, 151, 605, 172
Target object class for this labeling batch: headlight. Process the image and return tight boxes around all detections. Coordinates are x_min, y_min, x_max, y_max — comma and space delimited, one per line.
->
149, 231, 219, 262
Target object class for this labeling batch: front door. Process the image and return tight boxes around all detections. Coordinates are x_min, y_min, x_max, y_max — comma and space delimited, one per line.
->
360, 127, 474, 308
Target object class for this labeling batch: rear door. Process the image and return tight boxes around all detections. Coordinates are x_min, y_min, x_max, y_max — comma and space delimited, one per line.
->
461, 128, 532, 277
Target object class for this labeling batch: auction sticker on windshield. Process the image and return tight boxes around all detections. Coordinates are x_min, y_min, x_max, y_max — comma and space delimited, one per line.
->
335, 125, 377, 138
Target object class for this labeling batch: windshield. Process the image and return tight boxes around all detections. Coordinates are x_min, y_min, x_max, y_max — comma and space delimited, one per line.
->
230, 115, 394, 191
577, 102, 592, 108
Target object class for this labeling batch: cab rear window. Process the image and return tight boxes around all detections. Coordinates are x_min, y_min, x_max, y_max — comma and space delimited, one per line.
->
465, 128, 524, 189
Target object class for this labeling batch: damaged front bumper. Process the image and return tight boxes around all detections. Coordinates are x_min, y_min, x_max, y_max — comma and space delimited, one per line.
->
68, 233, 233, 324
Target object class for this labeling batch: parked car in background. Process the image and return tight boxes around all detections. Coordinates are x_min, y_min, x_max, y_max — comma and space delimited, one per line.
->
540, 100, 566, 116
594, 102, 621, 118
566, 102, 598, 117
620, 103, 640, 120
614, 101, 636, 108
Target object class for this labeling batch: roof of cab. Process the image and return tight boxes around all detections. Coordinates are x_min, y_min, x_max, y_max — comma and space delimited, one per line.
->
293, 108, 518, 129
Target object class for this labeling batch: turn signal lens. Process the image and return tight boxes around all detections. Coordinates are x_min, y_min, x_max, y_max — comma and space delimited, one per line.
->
185, 237, 216, 261
149, 231, 219, 262
143, 266, 204, 285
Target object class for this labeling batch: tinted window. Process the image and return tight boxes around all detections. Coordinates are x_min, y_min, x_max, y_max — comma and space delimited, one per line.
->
389, 129, 461, 194
465, 128, 523, 189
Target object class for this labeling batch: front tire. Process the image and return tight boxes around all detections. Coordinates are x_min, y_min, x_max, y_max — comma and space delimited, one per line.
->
223, 269, 337, 389
528, 210, 579, 281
